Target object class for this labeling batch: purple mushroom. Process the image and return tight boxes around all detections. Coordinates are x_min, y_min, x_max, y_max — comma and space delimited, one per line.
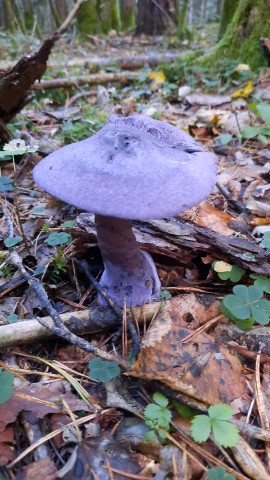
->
33, 114, 216, 307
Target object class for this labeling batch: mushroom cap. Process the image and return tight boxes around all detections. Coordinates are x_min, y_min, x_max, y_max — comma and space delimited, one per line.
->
33, 114, 216, 220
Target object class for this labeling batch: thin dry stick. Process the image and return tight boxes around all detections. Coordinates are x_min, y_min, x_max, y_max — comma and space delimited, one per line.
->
181, 314, 224, 343
57, 0, 86, 33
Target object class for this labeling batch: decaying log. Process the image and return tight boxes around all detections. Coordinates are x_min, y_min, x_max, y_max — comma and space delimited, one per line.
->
0, 34, 59, 124
77, 213, 270, 275
52, 52, 183, 69
0, 302, 161, 349
33, 71, 141, 90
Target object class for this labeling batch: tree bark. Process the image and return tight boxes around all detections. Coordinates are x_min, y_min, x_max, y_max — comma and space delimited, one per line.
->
135, 0, 176, 35
218, 0, 239, 38
77, 214, 270, 276
120, 0, 135, 31
202, 0, 270, 70
177, 0, 189, 40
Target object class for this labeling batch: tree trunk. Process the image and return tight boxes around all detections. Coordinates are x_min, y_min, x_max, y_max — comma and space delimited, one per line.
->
77, 0, 99, 34
120, 0, 135, 31
135, 0, 176, 35
177, 0, 189, 40
218, 0, 238, 38
216, 0, 223, 17
202, 0, 270, 71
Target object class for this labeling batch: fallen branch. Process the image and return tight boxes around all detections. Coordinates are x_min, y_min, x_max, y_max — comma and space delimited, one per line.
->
33, 71, 141, 90
0, 302, 161, 349
0, 33, 59, 123
76, 214, 270, 275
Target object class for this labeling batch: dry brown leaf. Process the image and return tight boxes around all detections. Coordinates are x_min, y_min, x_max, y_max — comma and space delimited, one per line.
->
197, 200, 234, 236
129, 297, 244, 406
0, 380, 89, 432
15, 456, 58, 480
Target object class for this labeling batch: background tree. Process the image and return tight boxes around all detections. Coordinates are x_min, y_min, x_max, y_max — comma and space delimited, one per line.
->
120, 0, 135, 31
204, 0, 270, 70
218, 0, 239, 39
135, 0, 177, 35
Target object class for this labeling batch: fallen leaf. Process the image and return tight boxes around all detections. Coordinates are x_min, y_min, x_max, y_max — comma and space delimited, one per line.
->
0, 380, 89, 432
129, 297, 244, 406
231, 80, 253, 98
197, 200, 234, 236
15, 456, 58, 480
148, 71, 166, 91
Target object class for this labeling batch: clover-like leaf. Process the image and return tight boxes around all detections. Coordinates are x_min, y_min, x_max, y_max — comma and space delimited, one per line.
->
261, 232, 270, 249
222, 285, 269, 326
0, 370, 14, 404
0, 176, 14, 192
250, 275, 270, 294
4, 236, 23, 248
88, 358, 120, 382
213, 262, 245, 282
45, 232, 71, 246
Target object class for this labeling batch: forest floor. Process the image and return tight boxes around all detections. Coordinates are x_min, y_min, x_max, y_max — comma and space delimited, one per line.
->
1, 25, 270, 480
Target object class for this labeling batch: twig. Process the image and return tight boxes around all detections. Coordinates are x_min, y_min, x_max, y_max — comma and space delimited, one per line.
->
216, 182, 250, 214
8, 250, 128, 368
57, 0, 87, 34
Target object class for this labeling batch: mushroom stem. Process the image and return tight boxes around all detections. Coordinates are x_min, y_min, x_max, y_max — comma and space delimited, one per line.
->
95, 214, 161, 307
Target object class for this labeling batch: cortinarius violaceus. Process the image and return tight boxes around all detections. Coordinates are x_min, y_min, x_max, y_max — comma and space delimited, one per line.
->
33, 114, 216, 307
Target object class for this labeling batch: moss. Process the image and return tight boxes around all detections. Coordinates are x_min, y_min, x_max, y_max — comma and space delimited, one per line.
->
62, 107, 108, 144
200, 0, 270, 71
77, 0, 99, 35
218, 0, 238, 38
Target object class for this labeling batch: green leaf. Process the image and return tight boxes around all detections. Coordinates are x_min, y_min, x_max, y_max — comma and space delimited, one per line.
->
222, 284, 269, 326
241, 126, 261, 139
144, 403, 172, 428
6, 314, 18, 323
190, 415, 212, 443
144, 430, 156, 442
0, 176, 14, 192
173, 402, 195, 420
261, 232, 270, 249
229, 265, 246, 283
45, 232, 71, 246
208, 466, 236, 480
208, 404, 233, 421
4, 236, 23, 248
250, 275, 270, 294
250, 300, 270, 325
235, 317, 254, 331
88, 358, 120, 382
0, 370, 14, 404
256, 103, 270, 124
153, 392, 169, 408
212, 419, 239, 447
60, 220, 76, 228
215, 134, 233, 146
